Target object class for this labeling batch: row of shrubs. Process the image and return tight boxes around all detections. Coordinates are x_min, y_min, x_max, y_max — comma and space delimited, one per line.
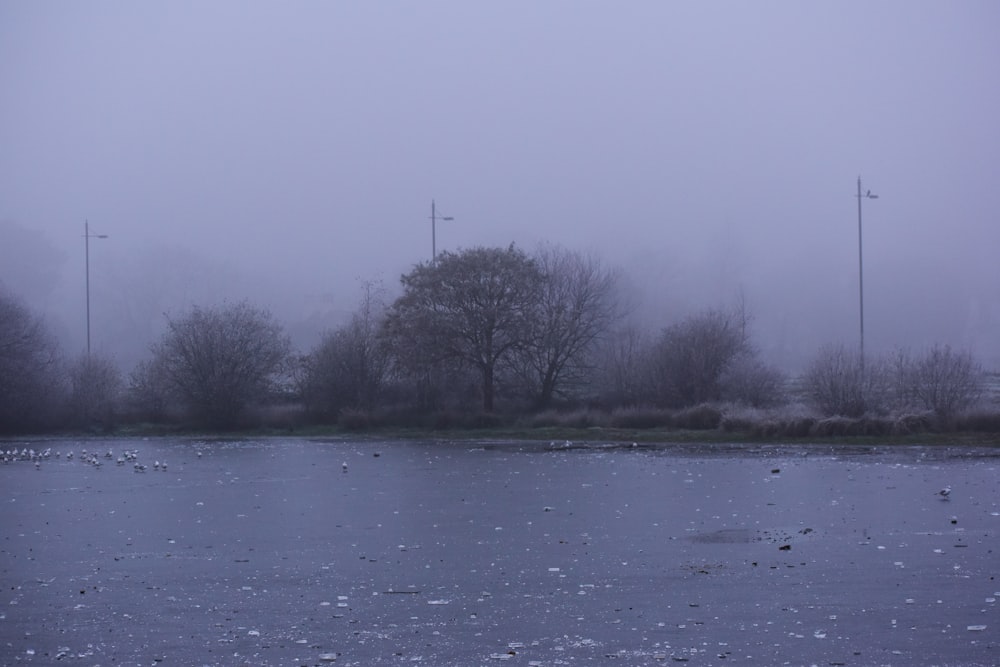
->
721, 411, 1000, 438
272, 401, 1000, 438
531, 405, 1000, 437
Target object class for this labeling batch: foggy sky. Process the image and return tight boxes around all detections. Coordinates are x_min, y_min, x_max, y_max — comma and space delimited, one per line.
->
2, 1, 998, 371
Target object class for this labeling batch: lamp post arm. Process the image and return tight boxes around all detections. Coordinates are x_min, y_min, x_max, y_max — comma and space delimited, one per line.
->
429, 200, 455, 263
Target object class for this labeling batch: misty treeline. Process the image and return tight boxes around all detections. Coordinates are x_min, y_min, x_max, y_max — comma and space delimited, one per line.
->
1, 244, 997, 436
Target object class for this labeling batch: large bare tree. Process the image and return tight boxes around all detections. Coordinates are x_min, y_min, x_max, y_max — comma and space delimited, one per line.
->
151, 301, 291, 427
513, 245, 621, 408
383, 245, 542, 412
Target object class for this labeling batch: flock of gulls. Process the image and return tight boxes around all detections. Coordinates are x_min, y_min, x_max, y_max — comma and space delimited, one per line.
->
0, 446, 173, 473
4, 445, 955, 505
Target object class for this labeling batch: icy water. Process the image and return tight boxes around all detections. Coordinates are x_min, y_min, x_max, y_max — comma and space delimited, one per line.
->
1, 438, 998, 666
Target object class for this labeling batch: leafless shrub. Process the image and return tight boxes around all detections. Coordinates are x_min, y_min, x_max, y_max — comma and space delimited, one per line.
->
338, 408, 373, 431
468, 412, 506, 429
953, 411, 1000, 433
672, 404, 723, 430
151, 301, 291, 428
891, 412, 936, 435
524, 409, 607, 429
856, 416, 893, 436
720, 414, 757, 433
299, 283, 390, 420
522, 410, 563, 428
649, 310, 748, 408
608, 406, 671, 429
591, 325, 653, 408
775, 417, 817, 438
67, 354, 123, 430
720, 355, 787, 408
891, 345, 984, 421
420, 409, 509, 430
749, 419, 784, 438
248, 403, 306, 430
802, 344, 890, 417
810, 416, 856, 436
645, 299, 784, 411
126, 357, 175, 422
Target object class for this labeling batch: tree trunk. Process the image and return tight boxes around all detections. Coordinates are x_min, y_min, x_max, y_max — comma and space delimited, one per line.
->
536, 364, 558, 410
482, 363, 495, 412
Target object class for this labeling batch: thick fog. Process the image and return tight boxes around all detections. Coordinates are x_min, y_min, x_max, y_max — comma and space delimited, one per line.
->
2, 2, 998, 372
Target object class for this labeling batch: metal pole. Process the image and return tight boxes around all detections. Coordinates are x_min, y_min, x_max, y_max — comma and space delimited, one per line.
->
85, 220, 92, 358
84, 221, 108, 358
856, 177, 879, 370
857, 176, 864, 366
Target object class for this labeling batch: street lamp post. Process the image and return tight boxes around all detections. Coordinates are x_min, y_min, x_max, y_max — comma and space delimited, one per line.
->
856, 176, 878, 366
430, 199, 454, 263
84, 220, 108, 358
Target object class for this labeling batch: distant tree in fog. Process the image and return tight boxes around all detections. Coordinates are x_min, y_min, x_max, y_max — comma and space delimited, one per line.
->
647, 308, 751, 407
509, 245, 621, 408
591, 324, 652, 407
150, 301, 291, 428
803, 344, 889, 417
382, 245, 542, 412
890, 345, 984, 420
719, 354, 786, 408
299, 282, 391, 419
126, 357, 173, 422
67, 353, 123, 430
0, 289, 65, 432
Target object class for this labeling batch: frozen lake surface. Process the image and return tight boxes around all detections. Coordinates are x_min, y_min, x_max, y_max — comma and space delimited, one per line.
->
1, 437, 998, 666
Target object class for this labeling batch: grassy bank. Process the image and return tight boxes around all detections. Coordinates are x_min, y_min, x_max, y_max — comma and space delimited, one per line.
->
8, 401, 1000, 447
86, 419, 1000, 449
